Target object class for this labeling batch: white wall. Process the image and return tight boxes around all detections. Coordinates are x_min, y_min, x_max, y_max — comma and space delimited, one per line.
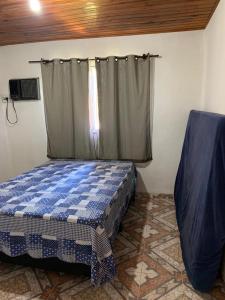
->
202, 0, 225, 113
0, 52, 47, 181
0, 31, 204, 193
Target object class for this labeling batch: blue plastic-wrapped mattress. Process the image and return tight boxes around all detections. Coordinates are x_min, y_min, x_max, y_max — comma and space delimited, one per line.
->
175, 110, 225, 292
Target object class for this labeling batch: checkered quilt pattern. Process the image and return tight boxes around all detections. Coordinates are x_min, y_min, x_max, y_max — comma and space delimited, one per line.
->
0, 160, 136, 285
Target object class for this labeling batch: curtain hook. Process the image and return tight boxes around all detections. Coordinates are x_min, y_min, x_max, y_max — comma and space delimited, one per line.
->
142, 54, 147, 59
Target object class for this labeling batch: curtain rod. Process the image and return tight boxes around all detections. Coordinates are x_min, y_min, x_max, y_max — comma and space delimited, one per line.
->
29, 54, 160, 64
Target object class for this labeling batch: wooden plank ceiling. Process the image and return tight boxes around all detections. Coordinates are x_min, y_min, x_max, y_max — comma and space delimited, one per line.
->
0, 0, 220, 46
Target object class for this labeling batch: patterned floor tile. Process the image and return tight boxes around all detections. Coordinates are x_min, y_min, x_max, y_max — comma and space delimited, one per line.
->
133, 195, 173, 218
117, 252, 176, 298
113, 234, 136, 258
119, 229, 147, 251
35, 268, 88, 295
0, 193, 224, 300
154, 209, 178, 230
207, 282, 225, 300
157, 283, 204, 300
123, 217, 173, 249
151, 237, 185, 271
0, 260, 22, 275
121, 207, 141, 225
0, 267, 42, 299
60, 279, 124, 300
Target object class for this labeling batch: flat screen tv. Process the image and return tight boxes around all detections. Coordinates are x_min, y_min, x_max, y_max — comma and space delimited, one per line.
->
9, 78, 40, 101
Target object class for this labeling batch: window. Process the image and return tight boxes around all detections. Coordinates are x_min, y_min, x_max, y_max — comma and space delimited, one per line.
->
89, 61, 99, 135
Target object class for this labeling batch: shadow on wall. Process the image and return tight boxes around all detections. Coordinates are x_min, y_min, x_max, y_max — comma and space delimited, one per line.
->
135, 161, 151, 193
150, 57, 156, 146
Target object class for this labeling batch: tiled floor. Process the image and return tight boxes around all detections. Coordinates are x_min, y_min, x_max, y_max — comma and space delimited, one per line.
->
0, 193, 225, 299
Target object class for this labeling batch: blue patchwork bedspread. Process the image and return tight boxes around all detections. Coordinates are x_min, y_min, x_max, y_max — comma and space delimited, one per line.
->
0, 160, 135, 285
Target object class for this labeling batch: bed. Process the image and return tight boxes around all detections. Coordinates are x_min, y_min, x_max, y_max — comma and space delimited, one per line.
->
0, 160, 136, 285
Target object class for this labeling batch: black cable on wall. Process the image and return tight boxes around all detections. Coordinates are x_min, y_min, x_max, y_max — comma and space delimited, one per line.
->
2, 97, 18, 125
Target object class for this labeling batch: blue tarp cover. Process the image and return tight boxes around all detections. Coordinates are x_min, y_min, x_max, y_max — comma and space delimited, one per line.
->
174, 110, 225, 292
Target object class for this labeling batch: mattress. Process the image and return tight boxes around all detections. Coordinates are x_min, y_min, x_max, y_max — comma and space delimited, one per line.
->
0, 160, 136, 285
174, 110, 225, 292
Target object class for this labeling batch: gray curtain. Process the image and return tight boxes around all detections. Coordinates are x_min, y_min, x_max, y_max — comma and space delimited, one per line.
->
41, 59, 94, 159
96, 55, 152, 162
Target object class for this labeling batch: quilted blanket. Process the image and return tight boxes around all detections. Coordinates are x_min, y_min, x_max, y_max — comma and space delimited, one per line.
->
0, 160, 136, 285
